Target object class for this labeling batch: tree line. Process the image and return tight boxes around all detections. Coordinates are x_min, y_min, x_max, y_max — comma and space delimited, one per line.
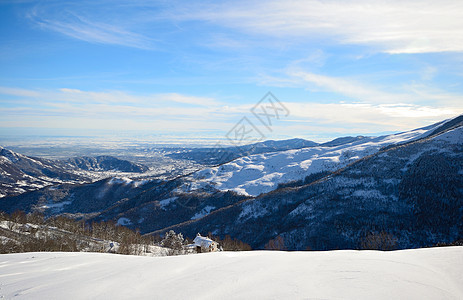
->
0, 211, 252, 255
0, 210, 154, 255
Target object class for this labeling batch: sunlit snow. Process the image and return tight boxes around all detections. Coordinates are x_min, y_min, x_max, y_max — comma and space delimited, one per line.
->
0, 247, 462, 299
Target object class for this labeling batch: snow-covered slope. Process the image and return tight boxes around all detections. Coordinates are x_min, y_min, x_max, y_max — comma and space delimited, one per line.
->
0, 147, 90, 197
1, 247, 462, 299
184, 119, 449, 196
0, 146, 151, 198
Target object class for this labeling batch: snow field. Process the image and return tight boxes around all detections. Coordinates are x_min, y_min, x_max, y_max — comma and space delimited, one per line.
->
0, 246, 462, 299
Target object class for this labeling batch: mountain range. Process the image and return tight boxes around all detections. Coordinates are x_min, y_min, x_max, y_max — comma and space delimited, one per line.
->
0, 148, 149, 198
165, 138, 319, 165
0, 115, 462, 250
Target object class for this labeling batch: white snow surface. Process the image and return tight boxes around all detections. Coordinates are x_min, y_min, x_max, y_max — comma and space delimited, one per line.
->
158, 196, 177, 209
185, 123, 445, 196
0, 247, 462, 299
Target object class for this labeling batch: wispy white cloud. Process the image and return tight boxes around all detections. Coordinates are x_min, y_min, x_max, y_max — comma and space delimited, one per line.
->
27, 3, 155, 49
288, 70, 405, 103
155, 93, 218, 107
262, 69, 463, 108
178, 0, 463, 54
3, 87, 218, 107
0, 86, 42, 98
420, 66, 438, 81
23, 1, 463, 53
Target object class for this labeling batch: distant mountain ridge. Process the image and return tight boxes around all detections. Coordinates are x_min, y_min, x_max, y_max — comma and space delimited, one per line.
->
166, 138, 319, 165
180, 116, 453, 197
320, 136, 371, 147
65, 156, 148, 173
0, 147, 87, 198
0, 147, 149, 198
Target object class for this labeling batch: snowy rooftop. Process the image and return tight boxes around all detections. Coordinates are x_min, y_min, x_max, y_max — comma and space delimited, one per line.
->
193, 235, 216, 247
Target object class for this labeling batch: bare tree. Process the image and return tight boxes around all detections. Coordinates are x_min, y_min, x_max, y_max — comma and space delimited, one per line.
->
264, 235, 287, 251
360, 231, 398, 250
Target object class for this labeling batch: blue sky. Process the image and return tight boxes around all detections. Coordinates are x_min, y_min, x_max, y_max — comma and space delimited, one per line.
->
1, 0, 462, 144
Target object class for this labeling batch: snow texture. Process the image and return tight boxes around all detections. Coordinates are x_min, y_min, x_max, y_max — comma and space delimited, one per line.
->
0, 247, 462, 299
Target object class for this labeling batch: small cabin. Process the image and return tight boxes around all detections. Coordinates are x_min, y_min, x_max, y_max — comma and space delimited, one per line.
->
193, 234, 218, 253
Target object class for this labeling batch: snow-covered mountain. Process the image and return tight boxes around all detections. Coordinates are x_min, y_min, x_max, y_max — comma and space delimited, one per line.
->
160, 120, 462, 249
166, 138, 319, 165
181, 116, 459, 197
0, 147, 89, 198
320, 135, 372, 147
0, 147, 149, 198
1, 247, 462, 299
65, 156, 149, 173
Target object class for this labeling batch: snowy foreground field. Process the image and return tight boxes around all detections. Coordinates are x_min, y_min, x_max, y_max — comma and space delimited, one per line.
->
1, 247, 462, 299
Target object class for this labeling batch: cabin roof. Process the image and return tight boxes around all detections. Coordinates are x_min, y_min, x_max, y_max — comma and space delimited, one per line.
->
193, 235, 216, 247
